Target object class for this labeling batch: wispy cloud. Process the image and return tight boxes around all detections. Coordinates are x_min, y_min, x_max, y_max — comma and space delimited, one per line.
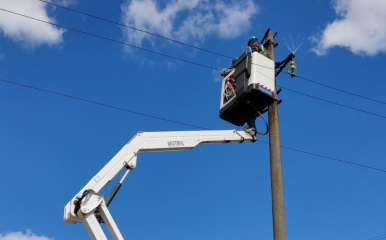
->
0, 230, 53, 240
120, 0, 258, 49
0, 0, 65, 48
312, 0, 386, 56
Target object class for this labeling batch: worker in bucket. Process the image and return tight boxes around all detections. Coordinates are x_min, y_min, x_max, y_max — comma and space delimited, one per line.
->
248, 36, 267, 56
220, 68, 236, 93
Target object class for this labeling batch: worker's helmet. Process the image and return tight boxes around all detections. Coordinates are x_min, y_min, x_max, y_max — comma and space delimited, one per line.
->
248, 36, 258, 46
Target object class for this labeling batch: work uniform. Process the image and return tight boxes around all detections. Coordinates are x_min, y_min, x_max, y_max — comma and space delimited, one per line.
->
249, 41, 267, 56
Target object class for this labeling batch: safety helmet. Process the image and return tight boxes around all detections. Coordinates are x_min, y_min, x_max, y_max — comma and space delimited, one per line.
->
248, 35, 258, 45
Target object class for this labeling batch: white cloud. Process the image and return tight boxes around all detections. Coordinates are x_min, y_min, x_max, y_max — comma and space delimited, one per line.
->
0, 0, 65, 47
312, 0, 386, 56
121, 0, 258, 48
215, 1, 257, 38
0, 230, 53, 240
52, 0, 76, 7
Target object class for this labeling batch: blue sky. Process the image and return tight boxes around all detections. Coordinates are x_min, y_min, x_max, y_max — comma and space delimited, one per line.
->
0, 0, 386, 240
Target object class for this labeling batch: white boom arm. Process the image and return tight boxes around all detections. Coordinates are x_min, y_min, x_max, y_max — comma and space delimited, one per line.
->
64, 130, 255, 240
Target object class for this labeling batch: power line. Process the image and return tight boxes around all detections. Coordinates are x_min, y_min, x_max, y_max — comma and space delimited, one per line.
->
37, 0, 235, 60
0, 8, 289, 75
0, 7, 276, 73
27, 1, 386, 108
1, 9, 385, 120
366, 233, 386, 240
35, 1, 280, 74
5, 5, 385, 113
0, 77, 209, 130
2, 5, 274, 72
1, 77, 386, 175
2, 7, 386, 121
293, 73, 386, 105
39, 0, 386, 107
0, 8, 222, 71
259, 140, 386, 174
279, 85, 386, 119
29, 2, 280, 74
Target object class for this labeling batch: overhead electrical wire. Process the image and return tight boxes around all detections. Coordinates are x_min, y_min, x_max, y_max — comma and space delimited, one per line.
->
279, 86, 386, 119
1, 76, 386, 174
0, 8, 222, 71
3, 5, 386, 110
365, 233, 386, 240
294, 74, 386, 105
1, 8, 385, 121
0, 77, 210, 130
1, 5, 386, 173
37, 0, 235, 60
36, 0, 386, 106
258, 140, 386, 174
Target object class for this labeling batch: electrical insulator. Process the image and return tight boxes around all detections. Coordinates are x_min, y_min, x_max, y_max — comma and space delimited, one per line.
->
287, 60, 298, 76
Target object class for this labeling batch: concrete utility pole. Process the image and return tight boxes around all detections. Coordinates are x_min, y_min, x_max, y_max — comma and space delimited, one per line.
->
265, 30, 287, 240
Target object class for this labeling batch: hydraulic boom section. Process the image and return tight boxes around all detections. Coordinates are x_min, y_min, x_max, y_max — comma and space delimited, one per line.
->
64, 130, 255, 240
